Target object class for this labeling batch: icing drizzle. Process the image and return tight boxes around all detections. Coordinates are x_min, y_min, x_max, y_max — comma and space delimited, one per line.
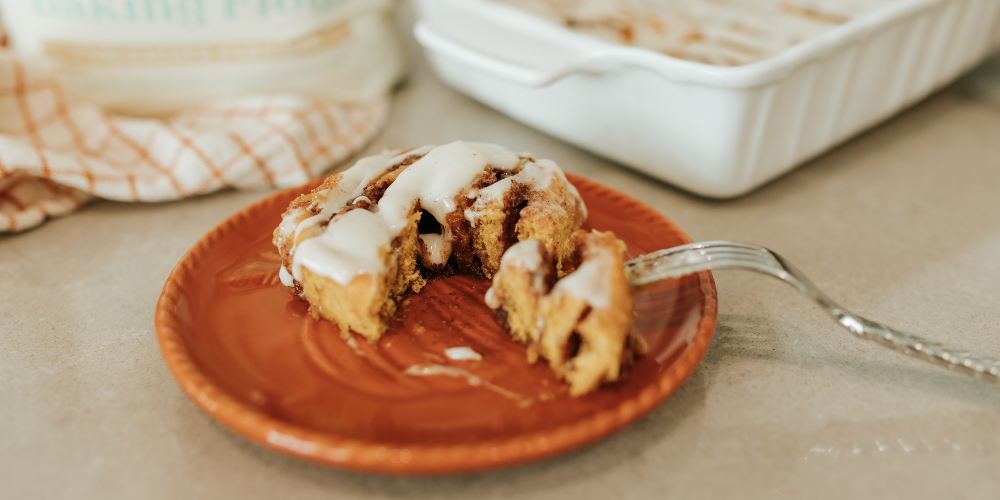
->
279, 141, 585, 290
550, 246, 614, 310
444, 347, 483, 360
486, 237, 614, 311
293, 209, 393, 284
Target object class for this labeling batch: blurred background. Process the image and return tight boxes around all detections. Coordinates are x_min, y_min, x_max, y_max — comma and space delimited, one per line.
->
2, 1, 1000, 499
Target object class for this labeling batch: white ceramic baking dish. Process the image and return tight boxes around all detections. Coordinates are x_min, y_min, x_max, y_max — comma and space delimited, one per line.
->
413, 0, 1000, 198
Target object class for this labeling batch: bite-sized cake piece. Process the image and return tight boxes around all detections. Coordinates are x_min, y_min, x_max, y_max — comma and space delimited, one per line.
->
273, 141, 587, 342
487, 230, 647, 396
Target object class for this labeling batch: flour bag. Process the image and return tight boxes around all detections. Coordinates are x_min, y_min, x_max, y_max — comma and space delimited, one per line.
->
0, 0, 405, 115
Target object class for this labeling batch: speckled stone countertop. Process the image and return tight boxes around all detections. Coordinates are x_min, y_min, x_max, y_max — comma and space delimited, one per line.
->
3, 5, 1000, 499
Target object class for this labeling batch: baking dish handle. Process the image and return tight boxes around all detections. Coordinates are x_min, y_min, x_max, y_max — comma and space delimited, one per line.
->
415, 22, 556, 86
413, 20, 584, 87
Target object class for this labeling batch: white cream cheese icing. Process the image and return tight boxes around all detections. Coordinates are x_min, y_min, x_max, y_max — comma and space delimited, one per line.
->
279, 265, 295, 287
274, 146, 434, 256
293, 209, 393, 284
279, 141, 585, 291
444, 347, 483, 360
464, 158, 568, 225
377, 141, 514, 236
418, 233, 452, 267
486, 237, 614, 312
551, 246, 614, 310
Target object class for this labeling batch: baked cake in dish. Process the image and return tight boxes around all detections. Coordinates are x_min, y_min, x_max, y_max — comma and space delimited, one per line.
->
273, 141, 643, 395
486, 230, 646, 396
498, 0, 897, 66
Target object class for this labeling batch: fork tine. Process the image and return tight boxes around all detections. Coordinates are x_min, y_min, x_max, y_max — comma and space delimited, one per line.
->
626, 243, 778, 273
626, 242, 789, 288
626, 241, 771, 267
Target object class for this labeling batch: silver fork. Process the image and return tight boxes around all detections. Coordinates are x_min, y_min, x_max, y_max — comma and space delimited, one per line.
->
625, 241, 1000, 384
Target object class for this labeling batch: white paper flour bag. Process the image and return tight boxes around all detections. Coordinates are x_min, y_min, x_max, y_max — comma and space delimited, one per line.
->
0, 0, 405, 115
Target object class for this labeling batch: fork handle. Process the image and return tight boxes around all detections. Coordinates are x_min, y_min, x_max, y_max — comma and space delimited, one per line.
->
628, 244, 1000, 386
835, 311, 1000, 384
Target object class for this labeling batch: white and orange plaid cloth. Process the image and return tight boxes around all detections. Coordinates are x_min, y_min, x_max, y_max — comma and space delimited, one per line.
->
0, 49, 389, 233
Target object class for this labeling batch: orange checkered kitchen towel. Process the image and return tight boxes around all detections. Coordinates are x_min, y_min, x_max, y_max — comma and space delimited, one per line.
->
0, 51, 389, 233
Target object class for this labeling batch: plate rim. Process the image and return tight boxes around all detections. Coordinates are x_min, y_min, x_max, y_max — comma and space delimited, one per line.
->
154, 173, 718, 475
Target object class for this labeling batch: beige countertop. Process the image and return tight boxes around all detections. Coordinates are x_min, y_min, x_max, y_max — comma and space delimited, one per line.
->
3, 6, 1000, 499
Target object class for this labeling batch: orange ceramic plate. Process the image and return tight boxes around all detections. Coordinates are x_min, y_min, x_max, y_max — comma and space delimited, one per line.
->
155, 174, 717, 474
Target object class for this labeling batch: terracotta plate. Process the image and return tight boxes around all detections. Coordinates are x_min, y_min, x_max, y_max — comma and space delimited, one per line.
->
155, 174, 717, 474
